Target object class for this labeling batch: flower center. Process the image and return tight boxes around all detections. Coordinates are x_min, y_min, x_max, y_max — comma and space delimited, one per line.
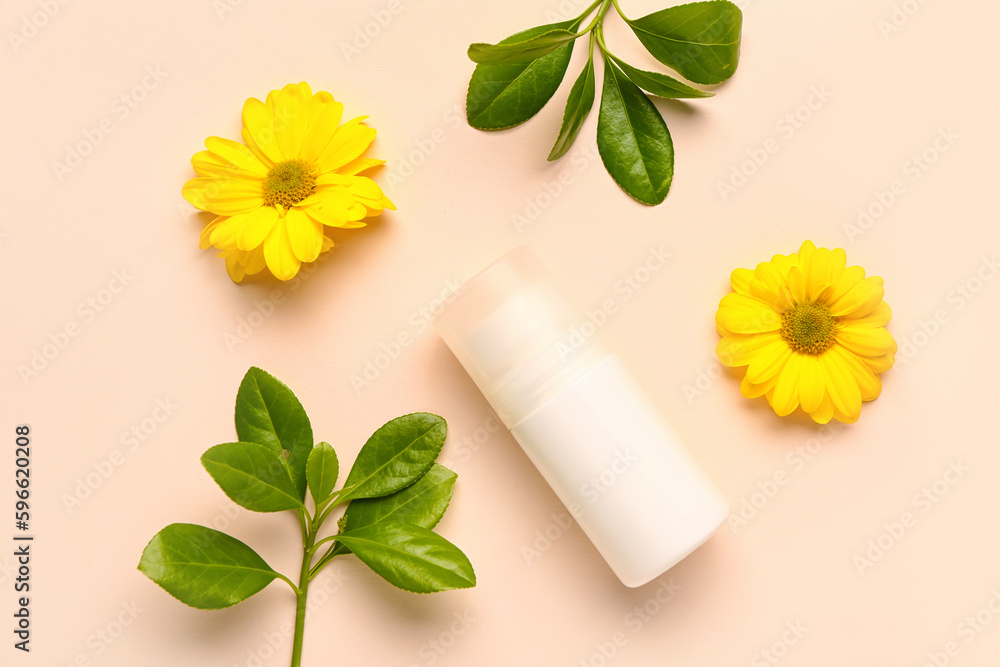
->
780, 303, 837, 354
262, 159, 316, 208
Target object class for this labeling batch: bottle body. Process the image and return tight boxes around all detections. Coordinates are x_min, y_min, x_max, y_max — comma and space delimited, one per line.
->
509, 353, 729, 587
434, 246, 729, 587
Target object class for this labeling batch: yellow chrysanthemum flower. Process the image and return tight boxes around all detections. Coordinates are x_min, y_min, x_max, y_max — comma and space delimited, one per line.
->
183, 82, 395, 282
716, 241, 896, 424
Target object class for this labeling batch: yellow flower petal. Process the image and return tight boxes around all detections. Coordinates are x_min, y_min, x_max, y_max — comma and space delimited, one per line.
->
210, 211, 254, 248
242, 97, 283, 164
314, 172, 351, 187
304, 204, 366, 230
300, 92, 345, 164
749, 261, 793, 310
785, 266, 808, 304
359, 195, 395, 216
729, 268, 753, 296
745, 339, 793, 384
741, 373, 777, 399
846, 300, 891, 328
338, 157, 384, 176
236, 206, 279, 251
832, 404, 860, 424
809, 392, 836, 424
830, 345, 881, 401
285, 208, 324, 263
318, 173, 384, 200
316, 117, 376, 172
262, 219, 301, 281
217, 247, 266, 282
798, 354, 825, 413
269, 83, 308, 161
240, 247, 267, 276
716, 293, 782, 334
836, 326, 897, 357
241, 127, 274, 169
199, 216, 224, 250
818, 265, 865, 305
862, 353, 895, 374
301, 200, 345, 227
717, 331, 781, 367
204, 136, 269, 176
770, 353, 803, 416
797, 240, 817, 267
313, 177, 391, 215
315, 173, 387, 206
223, 252, 246, 283
820, 350, 862, 420
803, 247, 844, 303
225, 247, 266, 276
295, 81, 313, 98
191, 150, 266, 181
768, 252, 796, 278
828, 276, 885, 317
304, 189, 368, 224
183, 176, 263, 216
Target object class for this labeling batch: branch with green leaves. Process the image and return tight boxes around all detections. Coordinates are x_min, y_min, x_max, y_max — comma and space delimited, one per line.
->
138, 367, 475, 667
466, 0, 743, 205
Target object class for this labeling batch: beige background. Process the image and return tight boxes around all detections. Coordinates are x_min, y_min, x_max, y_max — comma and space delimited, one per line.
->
4, 0, 1000, 664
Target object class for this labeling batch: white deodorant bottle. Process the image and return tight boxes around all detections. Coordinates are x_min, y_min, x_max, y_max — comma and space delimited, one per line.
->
435, 246, 729, 587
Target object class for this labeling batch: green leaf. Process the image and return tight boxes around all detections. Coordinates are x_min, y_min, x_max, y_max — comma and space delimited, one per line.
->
202, 442, 305, 513
138, 523, 280, 610
335, 464, 457, 558
625, 0, 742, 85
339, 413, 447, 504
307, 442, 339, 505
335, 521, 476, 593
234, 367, 313, 500
467, 21, 577, 130
468, 28, 579, 65
609, 54, 714, 99
343, 464, 457, 533
597, 57, 674, 206
548, 55, 597, 161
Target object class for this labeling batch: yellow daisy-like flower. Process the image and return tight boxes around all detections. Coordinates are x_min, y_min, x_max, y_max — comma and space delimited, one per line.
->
183, 82, 395, 282
716, 241, 896, 424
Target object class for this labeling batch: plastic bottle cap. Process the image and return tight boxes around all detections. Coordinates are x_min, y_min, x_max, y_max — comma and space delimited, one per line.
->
434, 246, 606, 428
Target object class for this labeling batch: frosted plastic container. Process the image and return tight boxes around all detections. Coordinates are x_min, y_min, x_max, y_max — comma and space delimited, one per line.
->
435, 246, 729, 587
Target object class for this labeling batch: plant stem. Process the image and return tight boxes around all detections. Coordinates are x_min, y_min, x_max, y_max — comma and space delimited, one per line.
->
595, 24, 610, 54
610, 0, 628, 21
579, 0, 613, 34
314, 485, 353, 528
309, 542, 347, 580
296, 509, 310, 541
575, 0, 604, 24
315, 500, 338, 528
290, 525, 317, 667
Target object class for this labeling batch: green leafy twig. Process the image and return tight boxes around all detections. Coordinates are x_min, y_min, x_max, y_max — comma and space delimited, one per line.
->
466, 0, 743, 205
138, 367, 475, 667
